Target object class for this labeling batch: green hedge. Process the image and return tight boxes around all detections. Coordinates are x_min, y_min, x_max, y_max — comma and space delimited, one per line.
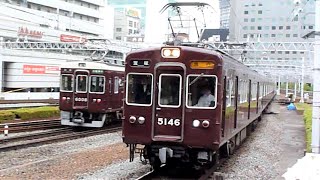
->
0, 106, 60, 122
302, 104, 312, 152
0, 110, 15, 122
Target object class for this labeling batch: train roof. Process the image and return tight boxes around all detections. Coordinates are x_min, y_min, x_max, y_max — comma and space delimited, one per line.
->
127, 45, 270, 82
60, 61, 124, 72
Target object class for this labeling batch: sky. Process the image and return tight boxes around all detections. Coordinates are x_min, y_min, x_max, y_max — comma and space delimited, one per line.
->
144, 0, 220, 43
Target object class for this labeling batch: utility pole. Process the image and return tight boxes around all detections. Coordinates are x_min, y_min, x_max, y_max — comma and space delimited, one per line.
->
312, 0, 320, 154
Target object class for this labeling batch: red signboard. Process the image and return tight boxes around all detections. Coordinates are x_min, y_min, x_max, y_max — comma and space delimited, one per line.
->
23, 65, 60, 74
60, 34, 87, 43
18, 27, 44, 39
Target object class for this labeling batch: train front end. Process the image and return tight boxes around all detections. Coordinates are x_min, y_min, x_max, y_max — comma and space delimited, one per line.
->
123, 46, 223, 168
59, 62, 123, 128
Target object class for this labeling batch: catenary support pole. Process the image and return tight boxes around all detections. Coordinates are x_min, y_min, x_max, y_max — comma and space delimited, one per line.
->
277, 75, 281, 95
312, 0, 320, 154
294, 82, 297, 102
300, 57, 305, 103
286, 81, 289, 97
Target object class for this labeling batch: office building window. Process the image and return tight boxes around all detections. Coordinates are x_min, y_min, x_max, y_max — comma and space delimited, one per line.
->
243, 34, 248, 38
244, 18, 248, 22
250, 34, 254, 38
293, 51, 297, 54
263, 34, 269, 38
271, 34, 276, 37
251, 18, 255, 22
129, 21, 133, 27
286, 34, 290, 38
250, 26, 255, 30
279, 26, 283, 30
285, 51, 290, 54
129, 29, 132, 34
243, 26, 248, 30
293, 34, 298, 37
244, 11, 248, 14
258, 26, 262, 30
116, 28, 122, 32
258, 10, 262, 14
286, 26, 291, 30
258, 3, 262, 6
272, 26, 276, 30
264, 26, 269, 30
309, 26, 313, 29
116, 36, 121, 40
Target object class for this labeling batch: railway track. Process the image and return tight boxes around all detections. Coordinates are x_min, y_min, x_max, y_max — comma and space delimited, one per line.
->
0, 124, 122, 152
136, 160, 227, 180
0, 119, 61, 133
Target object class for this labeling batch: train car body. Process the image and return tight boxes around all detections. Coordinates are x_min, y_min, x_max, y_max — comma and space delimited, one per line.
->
123, 45, 275, 168
60, 61, 124, 127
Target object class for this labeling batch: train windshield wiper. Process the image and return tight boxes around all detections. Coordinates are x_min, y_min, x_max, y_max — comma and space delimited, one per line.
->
189, 73, 204, 86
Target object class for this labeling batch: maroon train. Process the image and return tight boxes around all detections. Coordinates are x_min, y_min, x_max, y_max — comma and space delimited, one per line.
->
122, 45, 276, 168
59, 61, 124, 127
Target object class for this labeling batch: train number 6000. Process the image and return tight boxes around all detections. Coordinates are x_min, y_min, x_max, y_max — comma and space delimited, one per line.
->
157, 118, 180, 126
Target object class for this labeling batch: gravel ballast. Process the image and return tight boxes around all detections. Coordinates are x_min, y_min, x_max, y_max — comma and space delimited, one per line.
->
0, 102, 306, 179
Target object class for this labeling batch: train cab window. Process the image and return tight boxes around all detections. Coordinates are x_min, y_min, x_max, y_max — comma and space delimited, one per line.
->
76, 75, 87, 92
114, 76, 119, 94
187, 75, 217, 109
126, 73, 153, 106
90, 76, 105, 93
61, 74, 73, 92
158, 74, 181, 107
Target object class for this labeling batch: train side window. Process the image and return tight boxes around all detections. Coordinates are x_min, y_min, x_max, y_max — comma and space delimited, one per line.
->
226, 79, 231, 107
90, 76, 105, 93
61, 74, 73, 92
158, 74, 181, 107
76, 75, 87, 93
109, 78, 112, 93
252, 82, 257, 100
126, 73, 153, 106
187, 75, 217, 109
114, 76, 119, 94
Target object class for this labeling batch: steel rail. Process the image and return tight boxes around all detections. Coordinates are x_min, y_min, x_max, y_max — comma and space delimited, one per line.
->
0, 125, 122, 152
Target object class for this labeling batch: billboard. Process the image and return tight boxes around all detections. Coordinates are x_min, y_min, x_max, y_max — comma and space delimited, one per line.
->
126, 8, 140, 18
23, 65, 60, 75
60, 34, 87, 43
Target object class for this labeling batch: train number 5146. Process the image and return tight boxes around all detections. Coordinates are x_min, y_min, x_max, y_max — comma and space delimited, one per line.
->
157, 118, 180, 126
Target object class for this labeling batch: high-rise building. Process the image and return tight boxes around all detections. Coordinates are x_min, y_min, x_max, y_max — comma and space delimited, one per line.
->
228, 0, 315, 79
107, 0, 147, 30
219, 0, 231, 29
229, 0, 315, 42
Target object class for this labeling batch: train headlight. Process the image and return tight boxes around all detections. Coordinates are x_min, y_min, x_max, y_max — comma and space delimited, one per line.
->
161, 48, 180, 58
138, 116, 145, 124
97, 99, 101, 103
202, 120, 210, 128
129, 116, 136, 124
193, 120, 200, 127
62, 97, 66, 101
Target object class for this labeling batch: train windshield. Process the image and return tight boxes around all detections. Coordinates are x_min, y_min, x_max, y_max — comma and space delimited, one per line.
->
158, 74, 181, 107
126, 73, 153, 106
61, 74, 73, 92
187, 75, 217, 109
76, 75, 88, 92
90, 76, 105, 93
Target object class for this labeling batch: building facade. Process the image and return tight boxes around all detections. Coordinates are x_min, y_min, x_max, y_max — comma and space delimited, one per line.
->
113, 7, 143, 42
0, 0, 114, 42
0, 0, 116, 99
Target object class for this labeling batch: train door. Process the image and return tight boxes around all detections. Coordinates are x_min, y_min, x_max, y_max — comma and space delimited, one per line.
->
152, 64, 185, 142
73, 70, 89, 109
